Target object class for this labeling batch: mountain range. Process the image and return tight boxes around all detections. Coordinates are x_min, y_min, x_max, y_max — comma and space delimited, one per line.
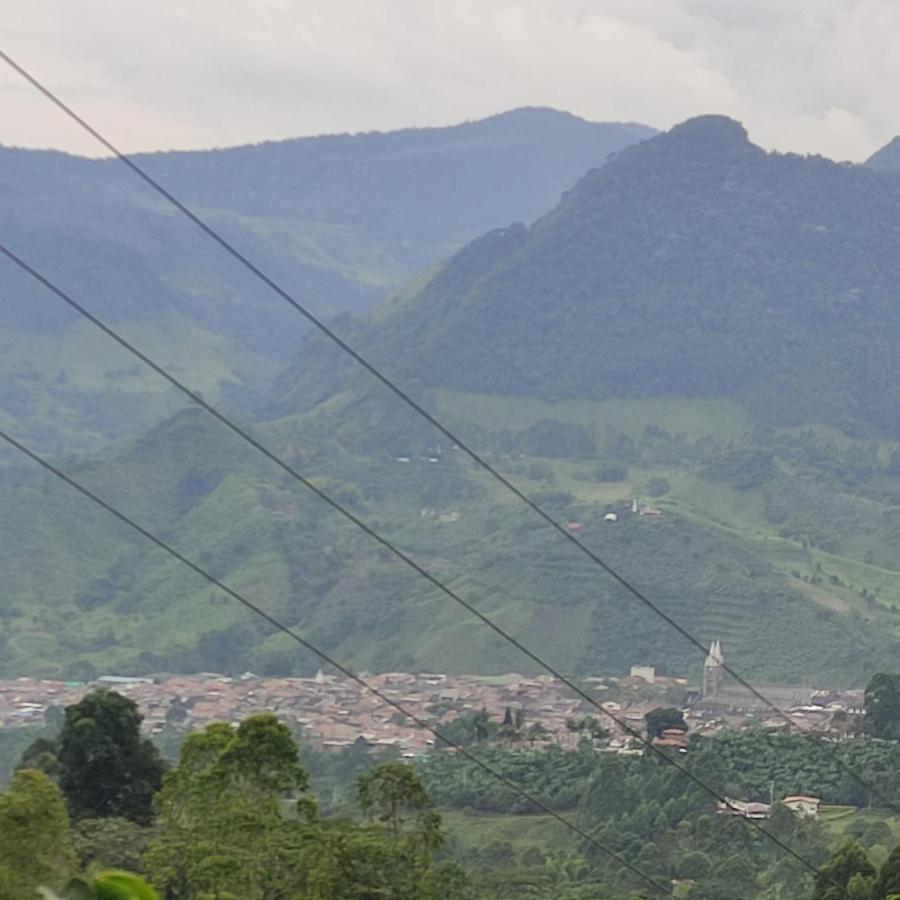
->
4, 112, 900, 688
0, 108, 652, 453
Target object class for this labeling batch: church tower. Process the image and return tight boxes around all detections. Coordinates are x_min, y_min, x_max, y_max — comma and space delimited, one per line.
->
702, 640, 724, 699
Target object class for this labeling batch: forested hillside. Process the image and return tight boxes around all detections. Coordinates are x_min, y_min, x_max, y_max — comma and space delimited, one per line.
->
7, 115, 900, 686
280, 115, 900, 437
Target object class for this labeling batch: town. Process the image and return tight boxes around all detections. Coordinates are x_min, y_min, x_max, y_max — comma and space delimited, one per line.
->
0, 641, 865, 757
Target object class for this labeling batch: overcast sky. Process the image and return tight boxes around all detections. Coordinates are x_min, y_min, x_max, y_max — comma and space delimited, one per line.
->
2, 0, 900, 161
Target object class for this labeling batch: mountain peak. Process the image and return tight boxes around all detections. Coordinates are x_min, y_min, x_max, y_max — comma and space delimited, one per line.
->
596, 113, 760, 178
665, 114, 750, 147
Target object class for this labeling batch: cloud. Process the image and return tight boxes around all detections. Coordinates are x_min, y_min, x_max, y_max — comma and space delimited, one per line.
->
1, 0, 899, 160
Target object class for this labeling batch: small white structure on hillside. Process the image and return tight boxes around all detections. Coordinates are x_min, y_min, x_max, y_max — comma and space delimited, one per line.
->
782, 795, 821, 818
630, 665, 656, 684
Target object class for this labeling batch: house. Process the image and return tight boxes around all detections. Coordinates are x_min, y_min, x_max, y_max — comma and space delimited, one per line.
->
630, 665, 656, 683
653, 727, 689, 752
604, 512, 619, 523
782, 795, 821, 818
716, 798, 771, 819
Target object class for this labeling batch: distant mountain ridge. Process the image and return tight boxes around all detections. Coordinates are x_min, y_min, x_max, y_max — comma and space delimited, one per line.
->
280, 114, 900, 437
129, 107, 655, 266
8, 116, 900, 686
0, 108, 654, 452
866, 135, 900, 171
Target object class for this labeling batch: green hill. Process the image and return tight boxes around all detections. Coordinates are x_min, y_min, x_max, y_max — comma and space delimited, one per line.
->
7, 115, 900, 685
278, 115, 900, 437
4, 393, 900, 684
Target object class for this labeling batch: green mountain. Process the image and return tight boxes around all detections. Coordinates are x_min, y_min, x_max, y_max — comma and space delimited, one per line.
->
6, 115, 900, 687
1, 108, 653, 453
280, 115, 900, 437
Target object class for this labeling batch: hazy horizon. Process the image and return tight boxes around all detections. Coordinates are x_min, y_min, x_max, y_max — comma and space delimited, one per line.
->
3, 0, 900, 162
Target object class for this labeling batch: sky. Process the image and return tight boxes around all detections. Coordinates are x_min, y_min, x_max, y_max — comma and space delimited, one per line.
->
2, 0, 900, 161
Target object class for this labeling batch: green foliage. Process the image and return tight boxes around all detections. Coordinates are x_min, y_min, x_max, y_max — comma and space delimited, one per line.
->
875, 845, 900, 900
356, 762, 433, 837
418, 744, 606, 813
813, 840, 876, 899
0, 724, 50, 785
327, 116, 900, 442
57, 691, 166, 824
644, 707, 687, 739
143, 715, 472, 899
0, 768, 75, 898
705, 730, 900, 808
71, 818, 156, 874
865, 674, 900, 740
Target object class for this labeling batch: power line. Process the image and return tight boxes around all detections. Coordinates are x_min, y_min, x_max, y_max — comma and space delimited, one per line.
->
0, 246, 844, 891
0, 47, 892, 818
0, 426, 674, 897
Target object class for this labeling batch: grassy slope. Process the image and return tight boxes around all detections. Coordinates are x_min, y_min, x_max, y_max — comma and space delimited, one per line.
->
437, 390, 900, 621
4, 389, 900, 684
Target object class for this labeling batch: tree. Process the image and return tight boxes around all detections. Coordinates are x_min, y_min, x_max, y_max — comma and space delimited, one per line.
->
0, 769, 75, 899
875, 845, 900, 900
145, 715, 313, 900
814, 840, 876, 900
71, 817, 155, 874
18, 735, 61, 777
57, 690, 166, 824
864, 673, 900, 740
214, 712, 310, 802
644, 707, 687, 739
357, 762, 433, 837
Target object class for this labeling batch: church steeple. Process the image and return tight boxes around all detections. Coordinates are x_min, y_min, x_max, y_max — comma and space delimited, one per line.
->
702, 639, 724, 698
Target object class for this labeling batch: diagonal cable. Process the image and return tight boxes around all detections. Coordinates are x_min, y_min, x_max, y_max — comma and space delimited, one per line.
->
0, 425, 676, 896
0, 245, 847, 891
0, 46, 892, 817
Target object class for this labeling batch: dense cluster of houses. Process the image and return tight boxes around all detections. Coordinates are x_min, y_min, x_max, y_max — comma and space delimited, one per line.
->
0, 671, 593, 754
0, 659, 867, 760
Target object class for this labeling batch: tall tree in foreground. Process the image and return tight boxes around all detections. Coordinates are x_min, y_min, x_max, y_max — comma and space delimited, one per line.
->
144, 714, 314, 899
0, 768, 75, 899
874, 844, 900, 900
812, 840, 876, 900
58, 690, 166, 824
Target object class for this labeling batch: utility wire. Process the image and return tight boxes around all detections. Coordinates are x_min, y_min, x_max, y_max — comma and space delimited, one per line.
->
0, 47, 891, 819
0, 427, 675, 897
0, 246, 845, 892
